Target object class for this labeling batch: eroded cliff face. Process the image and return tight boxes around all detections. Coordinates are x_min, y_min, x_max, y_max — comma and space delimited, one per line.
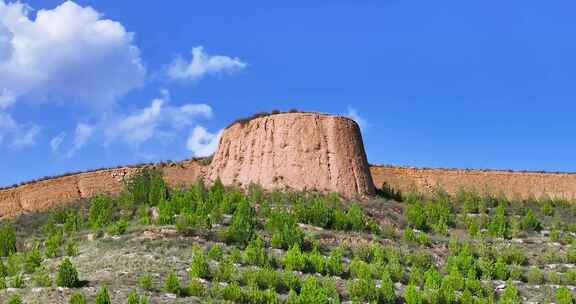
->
0, 160, 205, 218
206, 113, 376, 198
370, 165, 576, 200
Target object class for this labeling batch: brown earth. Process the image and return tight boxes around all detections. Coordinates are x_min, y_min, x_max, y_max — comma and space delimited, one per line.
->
0, 160, 204, 218
206, 112, 375, 198
371, 165, 576, 200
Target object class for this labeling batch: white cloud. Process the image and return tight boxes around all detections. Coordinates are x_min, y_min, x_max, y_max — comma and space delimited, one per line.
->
104, 92, 213, 147
167, 46, 246, 82
66, 123, 94, 158
54, 91, 216, 157
186, 126, 222, 157
0, 0, 145, 108
346, 107, 369, 132
50, 132, 65, 152
0, 111, 39, 148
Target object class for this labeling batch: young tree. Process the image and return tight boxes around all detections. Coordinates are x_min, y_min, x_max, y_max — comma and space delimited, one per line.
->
56, 258, 80, 288
0, 223, 17, 257
95, 286, 111, 304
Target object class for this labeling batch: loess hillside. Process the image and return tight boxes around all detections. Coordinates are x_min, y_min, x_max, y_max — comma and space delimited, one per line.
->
0, 169, 575, 303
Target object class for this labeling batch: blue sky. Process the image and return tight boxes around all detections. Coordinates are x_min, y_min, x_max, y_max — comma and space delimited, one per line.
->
1, 0, 575, 187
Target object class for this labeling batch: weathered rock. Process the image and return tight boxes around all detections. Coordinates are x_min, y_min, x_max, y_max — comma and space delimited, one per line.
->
206, 112, 376, 198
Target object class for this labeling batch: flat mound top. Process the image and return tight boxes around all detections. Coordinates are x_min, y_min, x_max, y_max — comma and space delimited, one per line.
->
226, 111, 359, 130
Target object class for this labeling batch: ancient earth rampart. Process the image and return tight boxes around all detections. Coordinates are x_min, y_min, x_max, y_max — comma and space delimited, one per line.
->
207, 112, 375, 198
0, 160, 204, 218
370, 165, 576, 200
1, 112, 575, 218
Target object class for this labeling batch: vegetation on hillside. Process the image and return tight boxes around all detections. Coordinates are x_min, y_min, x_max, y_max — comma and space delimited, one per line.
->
0, 169, 575, 302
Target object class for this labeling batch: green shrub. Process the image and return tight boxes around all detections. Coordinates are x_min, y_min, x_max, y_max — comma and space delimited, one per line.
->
349, 258, 373, 280
501, 245, 527, 265
0, 223, 17, 257
494, 257, 509, 280
267, 209, 304, 249
542, 200, 555, 216
88, 196, 114, 229
405, 201, 427, 230
56, 258, 80, 288
298, 276, 330, 303
65, 241, 79, 257
45, 231, 63, 258
63, 211, 83, 233
139, 273, 153, 291
106, 218, 129, 235
283, 244, 306, 272
24, 246, 42, 273
498, 280, 521, 304
488, 203, 508, 238
216, 256, 235, 282
95, 286, 111, 304
207, 244, 224, 261
127, 290, 140, 304
348, 277, 379, 303
33, 268, 52, 287
380, 271, 396, 303
521, 209, 541, 232
548, 271, 562, 284
222, 281, 244, 302
566, 269, 576, 285
241, 237, 267, 267
527, 267, 544, 284
403, 284, 423, 304
245, 287, 279, 304
137, 205, 150, 225
7, 294, 23, 304
190, 247, 210, 279
68, 292, 86, 304
347, 203, 365, 231
187, 279, 205, 297
304, 246, 326, 274
148, 169, 167, 206
294, 196, 335, 229
163, 271, 181, 295
226, 199, 257, 246
0, 277, 6, 289
556, 286, 574, 304
6, 254, 20, 276
326, 248, 343, 276
10, 274, 24, 288
0, 258, 7, 277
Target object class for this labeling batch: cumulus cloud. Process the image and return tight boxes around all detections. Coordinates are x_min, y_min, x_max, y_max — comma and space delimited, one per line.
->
104, 92, 213, 147
186, 126, 223, 157
346, 107, 369, 132
0, 0, 145, 108
53, 91, 216, 157
167, 46, 246, 82
0, 112, 39, 148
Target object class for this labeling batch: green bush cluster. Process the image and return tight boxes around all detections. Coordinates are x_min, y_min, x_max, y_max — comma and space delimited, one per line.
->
56, 258, 80, 288
404, 191, 454, 234
293, 197, 368, 231
0, 223, 17, 257
266, 209, 304, 249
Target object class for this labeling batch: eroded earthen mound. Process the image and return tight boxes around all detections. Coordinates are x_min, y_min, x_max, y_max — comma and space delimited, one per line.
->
207, 112, 376, 198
